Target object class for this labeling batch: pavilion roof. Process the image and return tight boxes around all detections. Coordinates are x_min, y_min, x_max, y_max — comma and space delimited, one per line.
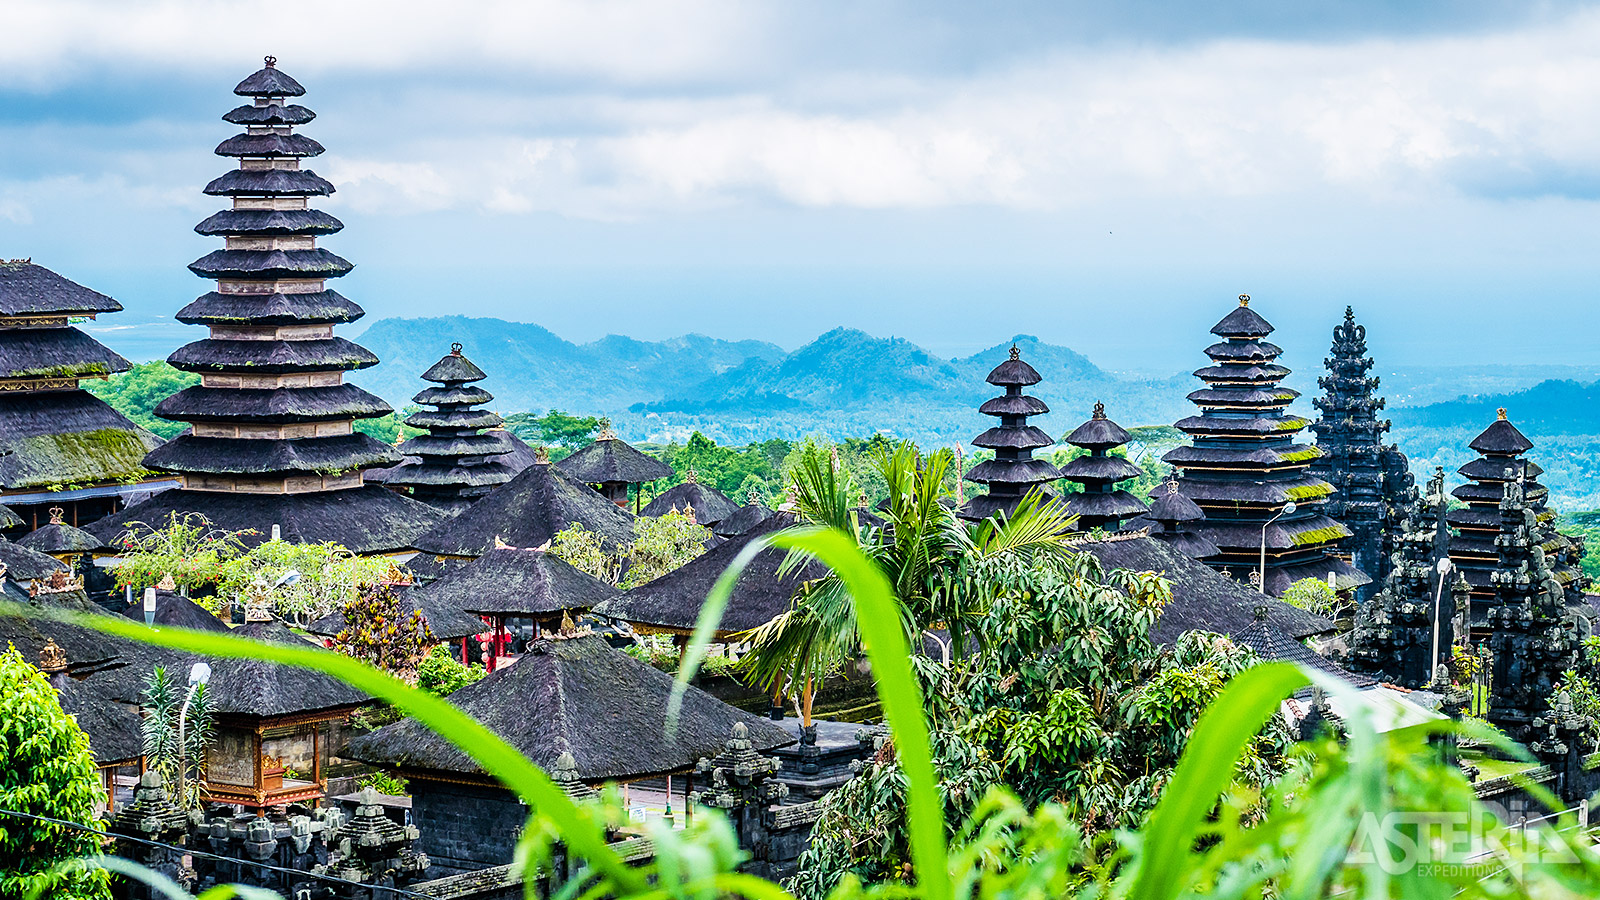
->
348, 632, 793, 782
0, 261, 122, 317
640, 480, 739, 525
415, 546, 620, 618
557, 437, 672, 486
410, 461, 636, 558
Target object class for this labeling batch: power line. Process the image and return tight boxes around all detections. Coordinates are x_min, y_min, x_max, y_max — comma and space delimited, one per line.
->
0, 806, 437, 899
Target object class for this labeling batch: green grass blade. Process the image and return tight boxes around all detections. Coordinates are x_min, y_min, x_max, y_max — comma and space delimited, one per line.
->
47, 607, 644, 894
1130, 661, 1309, 900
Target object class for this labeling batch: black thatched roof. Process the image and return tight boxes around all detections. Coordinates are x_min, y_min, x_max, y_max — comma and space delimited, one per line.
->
223, 103, 315, 126
1234, 611, 1373, 685
421, 351, 487, 385
0, 327, 131, 380
188, 248, 353, 280
398, 432, 513, 459
412, 462, 637, 558
594, 518, 816, 636
202, 168, 334, 197
965, 457, 1063, 486
413, 384, 493, 407
1202, 340, 1283, 362
1146, 481, 1206, 524
1210, 298, 1274, 337
959, 490, 1059, 523
1064, 403, 1131, 449
156, 383, 391, 424
194, 208, 343, 237
979, 394, 1048, 416
308, 583, 485, 642
0, 504, 19, 529
1468, 412, 1534, 455
0, 262, 122, 316
1063, 491, 1147, 520
118, 590, 229, 632
972, 424, 1053, 450
714, 502, 774, 538
1070, 534, 1335, 643
416, 547, 620, 618
168, 337, 378, 373
404, 408, 503, 430
214, 132, 325, 158
17, 519, 107, 555
348, 633, 793, 782
0, 538, 67, 581
0, 391, 163, 491
557, 438, 672, 486
175, 290, 363, 325
641, 480, 740, 525
55, 677, 145, 765
985, 349, 1042, 387
1059, 455, 1141, 483
86, 486, 447, 556
235, 60, 307, 97
145, 433, 401, 476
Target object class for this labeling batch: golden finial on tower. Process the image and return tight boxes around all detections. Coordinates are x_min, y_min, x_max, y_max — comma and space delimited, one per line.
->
1239, 294, 1251, 306
1497, 407, 1508, 421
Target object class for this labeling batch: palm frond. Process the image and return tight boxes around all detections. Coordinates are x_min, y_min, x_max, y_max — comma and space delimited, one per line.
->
968, 488, 1080, 561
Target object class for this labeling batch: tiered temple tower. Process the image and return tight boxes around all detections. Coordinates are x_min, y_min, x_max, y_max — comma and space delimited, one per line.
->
90, 58, 442, 554
1308, 307, 1416, 603
960, 346, 1063, 522
382, 344, 517, 514
1164, 296, 1369, 596
1059, 403, 1146, 531
1447, 410, 1587, 637
0, 263, 170, 531
1345, 468, 1465, 688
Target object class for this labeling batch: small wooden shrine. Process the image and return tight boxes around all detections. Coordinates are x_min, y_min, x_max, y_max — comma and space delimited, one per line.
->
556, 422, 672, 511
960, 345, 1063, 521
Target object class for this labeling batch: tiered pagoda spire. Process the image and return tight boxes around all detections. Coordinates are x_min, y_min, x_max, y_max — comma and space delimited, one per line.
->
89, 58, 442, 554
1164, 296, 1369, 596
959, 346, 1063, 522
1446, 410, 1587, 636
1308, 307, 1416, 603
382, 344, 517, 514
1345, 468, 1464, 688
0, 262, 169, 530
1059, 402, 1146, 531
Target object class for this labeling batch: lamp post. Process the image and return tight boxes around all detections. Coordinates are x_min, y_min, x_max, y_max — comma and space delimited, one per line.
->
1431, 558, 1454, 673
1259, 502, 1297, 594
175, 662, 212, 807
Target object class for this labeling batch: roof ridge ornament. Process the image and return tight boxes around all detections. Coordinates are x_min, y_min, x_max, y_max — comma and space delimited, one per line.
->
38, 638, 67, 674
687, 468, 698, 484
1239, 293, 1250, 307
596, 417, 615, 441
1092, 401, 1105, 420
449, 342, 463, 356
48, 506, 64, 525
1497, 407, 1508, 421
264, 56, 277, 68
1008, 344, 1020, 361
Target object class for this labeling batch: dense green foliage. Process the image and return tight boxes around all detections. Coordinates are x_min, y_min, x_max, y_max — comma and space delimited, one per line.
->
139, 666, 214, 811
551, 508, 710, 588
416, 644, 487, 697
1281, 576, 1342, 618
84, 360, 197, 439
353, 406, 424, 445
0, 647, 111, 900
504, 409, 603, 460
331, 585, 435, 682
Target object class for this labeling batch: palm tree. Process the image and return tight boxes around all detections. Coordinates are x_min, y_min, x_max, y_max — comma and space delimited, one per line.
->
738, 441, 1080, 725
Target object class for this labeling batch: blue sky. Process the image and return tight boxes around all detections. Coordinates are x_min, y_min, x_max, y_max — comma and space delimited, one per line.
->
3, 1, 1600, 370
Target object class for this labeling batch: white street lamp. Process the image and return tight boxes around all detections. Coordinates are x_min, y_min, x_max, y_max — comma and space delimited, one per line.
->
1259, 502, 1297, 594
176, 662, 212, 807
1431, 557, 1454, 676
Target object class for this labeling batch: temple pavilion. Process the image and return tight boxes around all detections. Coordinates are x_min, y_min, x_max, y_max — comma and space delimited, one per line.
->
959, 346, 1063, 522
350, 629, 793, 874
86, 59, 443, 555
1446, 409, 1588, 635
380, 344, 518, 514
1307, 308, 1416, 603
641, 470, 740, 527
1059, 402, 1147, 531
1163, 296, 1369, 596
1134, 478, 1221, 560
0, 262, 171, 531
557, 423, 672, 511
410, 451, 637, 560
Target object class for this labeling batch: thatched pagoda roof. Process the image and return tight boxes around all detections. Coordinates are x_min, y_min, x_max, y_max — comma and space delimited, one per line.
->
0, 261, 122, 316
0, 328, 131, 380
557, 437, 672, 486
1468, 411, 1535, 455
175, 289, 362, 325
117, 590, 228, 632
156, 383, 391, 424
594, 518, 817, 636
223, 102, 314, 125
415, 547, 619, 618
0, 538, 67, 581
348, 633, 792, 782
17, 518, 107, 555
86, 486, 447, 556
0, 392, 162, 492
235, 59, 306, 97
1210, 298, 1275, 337
713, 502, 774, 538
641, 480, 739, 526
55, 676, 145, 765
411, 461, 636, 559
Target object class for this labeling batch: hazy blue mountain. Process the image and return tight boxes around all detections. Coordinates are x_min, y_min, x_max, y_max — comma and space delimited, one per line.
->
350, 316, 785, 413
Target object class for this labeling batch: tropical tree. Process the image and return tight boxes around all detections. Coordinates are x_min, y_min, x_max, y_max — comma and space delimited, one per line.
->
140, 665, 215, 811
551, 509, 710, 589
330, 585, 436, 682
0, 647, 112, 899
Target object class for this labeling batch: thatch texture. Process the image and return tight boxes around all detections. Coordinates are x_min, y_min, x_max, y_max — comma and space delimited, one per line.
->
557, 438, 672, 486
188, 248, 353, 280
145, 433, 402, 476
348, 633, 792, 782
713, 503, 774, 538
168, 337, 377, 373
0, 328, 131, 380
640, 481, 739, 526
235, 62, 306, 96
176, 290, 362, 325
118, 590, 228, 632
156, 384, 391, 424
0, 262, 122, 316
222, 102, 315, 125
0, 504, 19, 529
411, 462, 636, 558
16, 520, 107, 554
194, 208, 343, 237
55, 677, 145, 764
0, 538, 67, 581
86, 486, 447, 556
594, 518, 816, 636
0, 391, 162, 491
202, 168, 333, 197
417, 547, 619, 618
